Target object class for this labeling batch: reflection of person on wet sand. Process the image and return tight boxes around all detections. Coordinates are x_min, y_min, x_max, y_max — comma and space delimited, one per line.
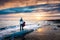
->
20, 17, 25, 31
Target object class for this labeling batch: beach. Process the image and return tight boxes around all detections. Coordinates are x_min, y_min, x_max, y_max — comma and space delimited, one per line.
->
1, 22, 60, 40
25, 25, 60, 40
11, 25, 60, 40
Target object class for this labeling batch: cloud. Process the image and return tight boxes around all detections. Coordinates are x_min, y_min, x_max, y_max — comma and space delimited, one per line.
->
0, 0, 11, 5
0, 3, 60, 15
0, 7, 34, 15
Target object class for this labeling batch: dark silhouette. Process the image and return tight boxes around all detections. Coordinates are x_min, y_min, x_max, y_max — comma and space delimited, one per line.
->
20, 18, 25, 31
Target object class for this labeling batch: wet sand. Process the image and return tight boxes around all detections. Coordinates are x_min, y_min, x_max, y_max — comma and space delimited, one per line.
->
25, 25, 60, 40
7, 25, 60, 40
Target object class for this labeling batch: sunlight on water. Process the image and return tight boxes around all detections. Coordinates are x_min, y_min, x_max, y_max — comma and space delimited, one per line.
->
0, 21, 19, 28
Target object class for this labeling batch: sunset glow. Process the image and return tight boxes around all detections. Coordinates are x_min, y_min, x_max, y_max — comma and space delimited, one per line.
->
0, 0, 60, 28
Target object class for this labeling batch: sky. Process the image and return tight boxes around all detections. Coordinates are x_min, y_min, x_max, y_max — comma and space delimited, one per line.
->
0, 3, 60, 21
0, 0, 60, 27
0, 0, 60, 9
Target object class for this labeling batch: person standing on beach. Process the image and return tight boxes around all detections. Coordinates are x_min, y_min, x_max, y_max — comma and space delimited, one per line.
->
20, 17, 25, 31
